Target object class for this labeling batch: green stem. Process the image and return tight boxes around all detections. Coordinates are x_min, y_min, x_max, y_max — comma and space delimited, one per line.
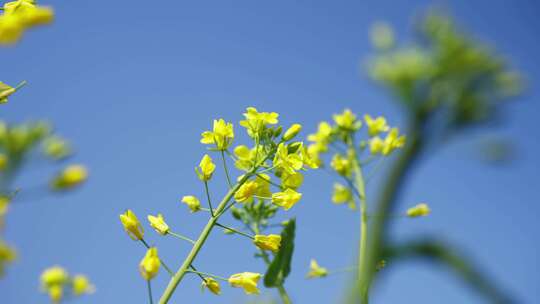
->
158, 151, 273, 303
147, 280, 154, 304
168, 231, 195, 244
187, 270, 228, 281
203, 181, 214, 217
221, 150, 233, 188
140, 239, 174, 276
347, 138, 369, 302
215, 222, 254, 239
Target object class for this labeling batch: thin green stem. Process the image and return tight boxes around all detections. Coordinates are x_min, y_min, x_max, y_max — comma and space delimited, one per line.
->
187, 270, 228, 281
203, 181, 214, 217
215, 222, 254, 239
14, 80, 27, 91
147, 280, 154, 304
255, 172, 283, 190
158, 152, 274, 303
221, 150, 233, 188
168, 231, 195, 244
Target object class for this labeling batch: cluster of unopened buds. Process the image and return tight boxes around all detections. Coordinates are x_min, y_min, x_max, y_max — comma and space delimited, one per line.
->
39, 266, 94, 303
120, 107, 317, 301
304, 109, 430, 278
0, 0, 54, 45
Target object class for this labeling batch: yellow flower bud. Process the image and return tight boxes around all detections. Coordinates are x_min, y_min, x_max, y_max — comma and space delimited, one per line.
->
202, 277, 221, 295
253, 234, 282, 253
181, 195, 201, 213
0, 82, 17, 103
271, 188, 302, 210
139, 247, 160, 281
228, 272, 261, 295
40, 266, 68, 289
43, 136, 71, 160
48, 285, 63, 303
196, 154, 216, 181
72, 274, 95, 295
51, 164, 88, 190
333, 109, 361, 130
119, 209, 144, 240
306, 259, 327, 278
406, 203, 431, 218
147, 214, 169, 235
282, 123, 302, 141
234, 181, 258, 202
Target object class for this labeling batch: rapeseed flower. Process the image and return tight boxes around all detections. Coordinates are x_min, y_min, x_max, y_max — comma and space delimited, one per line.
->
200, 119, 234, 150
406, 203, 430, 217
196, 154, 215, 181
139, 247, 160, 280
228, 272, 261, 294
147, 213, 169, 235
306, 259, 327, 278
271, 188, 301, 210
119, 209, 144, 240
253, 234, 281, 253
181, 195, 201, 212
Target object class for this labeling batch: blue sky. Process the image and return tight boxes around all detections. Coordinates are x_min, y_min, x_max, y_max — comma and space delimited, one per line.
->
2, 0, 539, 303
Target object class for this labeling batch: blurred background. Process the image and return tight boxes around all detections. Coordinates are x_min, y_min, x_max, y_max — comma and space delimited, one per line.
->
1, 0, 539, 303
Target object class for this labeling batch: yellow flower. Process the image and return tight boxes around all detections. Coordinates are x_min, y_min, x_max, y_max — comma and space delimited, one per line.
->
0, 82, 16, 103
196, 154, 216, 181
119, 209, 144, 241
3, 0, 35, 15
234, 180, 258, 202
333, 109, 361, 130
307, 121, 332, 153
181, 195, 201, 213
200, 119, 234, 150
202, 277, 221, 295
47, 285, 63, 303
306, 259, 327, 278
273, 143, 303, 174
272, 188, 302, 210
283, 123, 302, 141
253, 234, 281, 253
364, 114, 390, 136
0, 15, 24, 45
228, 272, 261, 295
406, 203, 431, 218
239, 107, 279, 137
332, 183, 355, 209
330, 154, 351, 177
51, 164, 88, 190
0, 196, 10, 216
0, 240, 16, 275
72, 274, 95, 295
18, 5, 54, 27
233, 145, 263, 171
43, 136, 71, 160
280, 171, 304, 190
254, 174, 272, 198
147, 214, 169, 235
139, 247, 160, 280
370, 128, 406, 156
41, 266, 68, 289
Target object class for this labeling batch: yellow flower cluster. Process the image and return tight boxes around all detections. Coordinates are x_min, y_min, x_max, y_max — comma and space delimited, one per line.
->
0, 0, 54, 45
40, 266, 94, 303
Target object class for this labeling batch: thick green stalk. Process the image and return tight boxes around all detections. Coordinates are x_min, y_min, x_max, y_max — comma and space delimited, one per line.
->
158, 172, 252, 303
358, 120, 424, 301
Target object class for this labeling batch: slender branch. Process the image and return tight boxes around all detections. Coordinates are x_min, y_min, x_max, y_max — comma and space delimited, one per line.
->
215, 222, 254, 239
168, 231, 195, 244
255, 172, 283, 190
187, 270, 228, 281
383, 238, 516, 304
203, 181, 214, 217
147, 280, 154, 304
139, 239, 174, 276
221, 150, 233, 188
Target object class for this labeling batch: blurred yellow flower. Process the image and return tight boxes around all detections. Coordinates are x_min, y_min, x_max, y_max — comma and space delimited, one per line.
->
196, 154, 215, 181
333, 109, 361, 130
370, 128, 406, 156
51, 164, 88, 190
41, 266, 68, 289
148, 213, 169, 235
0, 82, 16, 103
0, 15, 24, 45
330, 154, 351, 177
280, 171, 304, 190
406, 203, 431, 218
271, 188, 301, 210
332, 183, 355, 209
234, 180, 258, 202
306, 259, 327, 278
47, 285, 63, 303
228, 272, 261, 294
0, 153, 7, 171
0, 240, 16, 276
364, 114, 390, 136
139, 247, 160, 280
0, 196, 10, 216
200, 119, 234, 150
119, 209, 144, 241
307, 121, 332, 152
181, 195, 201, 213
0, 0, 54, 45
202, 277, 221, 295
72, 274, 95, 296
253, 234, 281, 253
42, 136, 71, 160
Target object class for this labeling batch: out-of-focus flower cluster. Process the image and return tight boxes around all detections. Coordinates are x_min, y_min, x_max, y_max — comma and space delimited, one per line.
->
0, 0, 54, 45
40, 266, 94, 303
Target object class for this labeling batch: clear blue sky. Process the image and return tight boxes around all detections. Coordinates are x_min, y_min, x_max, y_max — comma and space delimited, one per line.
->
2, 0, 539, 303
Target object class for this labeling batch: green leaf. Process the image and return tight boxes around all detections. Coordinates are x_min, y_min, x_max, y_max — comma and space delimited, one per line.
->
264, 218, 295, 287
